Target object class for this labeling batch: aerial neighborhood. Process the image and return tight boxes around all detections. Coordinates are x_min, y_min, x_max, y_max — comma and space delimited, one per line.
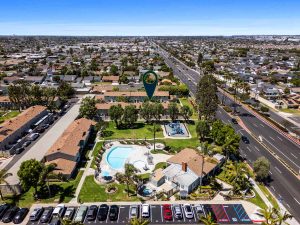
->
0, 35, 299, 225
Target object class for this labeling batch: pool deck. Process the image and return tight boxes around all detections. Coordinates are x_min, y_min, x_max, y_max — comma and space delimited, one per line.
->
97, 141, 170, 178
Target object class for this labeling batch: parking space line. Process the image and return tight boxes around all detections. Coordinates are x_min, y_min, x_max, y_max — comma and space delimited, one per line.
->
160, 205, 164, 222
254, 146, 260, 151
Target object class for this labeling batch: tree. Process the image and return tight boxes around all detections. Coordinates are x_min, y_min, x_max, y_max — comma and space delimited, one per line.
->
196, 120, 210, 142
109, 104, 124, 128
123, 105, 138, 127
17, 159, 43, 195
118, 164, 138, 196
61, 219, 84, 225
140, 102, 153, 123
38, 163, 57, 197
110, 64, 118, 75
253, 157, 270, 181
273, 208, 293, 225
130, 218, 150, 225
196, 74, 218, 121
0, 170, 12, 200
57, 81, 75, 101
168, 102, 179, 121
181, 105, 193, 122
197, 52, 203, 66
152, 103, 164, 122
79, 97, 98, 119
200, 212, 218, 225
258, 207, 292, 225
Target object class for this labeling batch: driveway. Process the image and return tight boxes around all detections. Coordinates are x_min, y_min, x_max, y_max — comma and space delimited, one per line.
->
6, 100, 81, 185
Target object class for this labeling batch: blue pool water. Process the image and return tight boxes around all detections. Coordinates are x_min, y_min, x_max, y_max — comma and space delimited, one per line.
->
106, 146, 135, 170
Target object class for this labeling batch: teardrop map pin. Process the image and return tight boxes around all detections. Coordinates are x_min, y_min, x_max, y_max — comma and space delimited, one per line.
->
143, 70, 158, 100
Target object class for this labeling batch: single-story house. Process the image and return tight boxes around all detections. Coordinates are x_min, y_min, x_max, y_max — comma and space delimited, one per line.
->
150, 148, 225, 194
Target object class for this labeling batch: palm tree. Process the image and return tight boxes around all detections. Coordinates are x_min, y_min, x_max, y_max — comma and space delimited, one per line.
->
38, 163, 57, 197
129, 218, 150, 225
0, 170, 12, 200
273, 208, 293, 225
118, 164, 138, 196
200, 212, 219, 225
259, 207, 275, 225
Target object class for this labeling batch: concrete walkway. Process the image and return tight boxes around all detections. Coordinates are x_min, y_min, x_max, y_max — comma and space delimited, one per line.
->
6, 101, 81, 185
69, 144, 96, 204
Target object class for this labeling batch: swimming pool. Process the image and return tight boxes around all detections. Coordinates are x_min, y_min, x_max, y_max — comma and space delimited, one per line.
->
106, 146, 135, 170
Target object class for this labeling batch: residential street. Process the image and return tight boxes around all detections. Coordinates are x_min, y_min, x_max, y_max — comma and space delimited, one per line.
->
154, 43, 300, 223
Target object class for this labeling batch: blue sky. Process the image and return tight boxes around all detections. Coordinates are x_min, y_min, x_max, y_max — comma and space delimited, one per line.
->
0, 0, 299, 35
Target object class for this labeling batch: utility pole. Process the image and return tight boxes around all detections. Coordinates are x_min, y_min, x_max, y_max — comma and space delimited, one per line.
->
199, 155, 204, 193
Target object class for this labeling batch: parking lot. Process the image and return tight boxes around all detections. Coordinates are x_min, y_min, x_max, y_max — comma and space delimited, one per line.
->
27, 204, 252, 225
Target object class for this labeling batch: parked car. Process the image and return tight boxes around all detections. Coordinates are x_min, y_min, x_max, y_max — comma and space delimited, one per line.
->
13, 207, 29, 224
40, 206, 53, 223
173, 204, 183, 220
183, 204, 194, 219
241, 135, 250, 144
22, 141, 31, 147
29, 207, 44, 221
129, 205, 139, 220
194, 204, 205, 219
27, 133, 39, 141
86, 205, 98, 221
141, 204, 150, 218
0, 204, 10, 220
108, 205, 119, 221
15, 147, 25, 154
52, 204, 65, 218
74, 205, 88, 223
41, 124, 50, 129
49, 217, 60, 225
2, 206, 19, 223
163, 204, 172, 221
97, 204, 109, 221
63, 207, 75, 220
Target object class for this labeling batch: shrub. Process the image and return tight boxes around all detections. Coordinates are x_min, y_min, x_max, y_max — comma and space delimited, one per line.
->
223, 106, 233, 113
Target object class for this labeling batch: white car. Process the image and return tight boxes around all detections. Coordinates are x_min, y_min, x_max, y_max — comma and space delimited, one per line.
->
52, 204, 65, 217
141, 204, 150, 218
183, 204, 194, 219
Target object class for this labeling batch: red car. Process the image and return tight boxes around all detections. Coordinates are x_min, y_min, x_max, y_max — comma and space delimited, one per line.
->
163, 204, 173, 221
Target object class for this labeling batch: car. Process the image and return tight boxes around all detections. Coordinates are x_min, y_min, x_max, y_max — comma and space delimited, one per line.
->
13, 207, 29, 224
231, 118, 238, 124
241, 135, 250, 144
15, 147, 25, 154
52, 204, 65, 218
194, 204, 205, 219
183, 204, 194, 219
97, 204, 109, 221
172, 204, 183, 220
40, 206, 53, 223
129, 205, 139, 220
49, 217, 60, 225
22, 141, 31, 147
27, 133, 39, 141
0, 204, 10, 220
163, 204, 172, 221
63, 207, 75, 220
2, 206, 19, 223
29, 207, 44, 221
109, 205, 119, 221
74, 205, 88, 222
141, 204, 150, 218
86, 205, 98, 221
41, 124, 50, 129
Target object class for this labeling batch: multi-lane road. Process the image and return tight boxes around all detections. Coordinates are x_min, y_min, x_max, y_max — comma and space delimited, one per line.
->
154, 43, 300, 222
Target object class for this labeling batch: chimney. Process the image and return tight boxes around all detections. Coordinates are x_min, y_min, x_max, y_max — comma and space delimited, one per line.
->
182, 162, 187, 172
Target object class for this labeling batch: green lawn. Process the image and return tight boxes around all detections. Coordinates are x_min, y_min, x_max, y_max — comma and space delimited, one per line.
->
247, 189, 268, 210
258, 184, 280, 210
104, 121, 164, 140
78, 176, 139, 202
279, 108, 300, 115
179, 98, 198, 120
154, 162, 167, 171
0, 110, 20, 124
1, 171, 83, 208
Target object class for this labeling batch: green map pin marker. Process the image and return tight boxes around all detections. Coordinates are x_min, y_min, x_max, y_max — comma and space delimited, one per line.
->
143, 70, 158, 100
